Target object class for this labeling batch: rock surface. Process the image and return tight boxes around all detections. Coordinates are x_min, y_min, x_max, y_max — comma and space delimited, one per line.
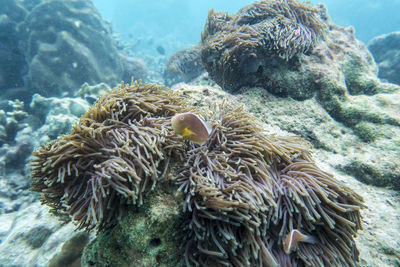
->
368, 31, 400, 85
0, 202, 89, 266
82, 186, 183, 267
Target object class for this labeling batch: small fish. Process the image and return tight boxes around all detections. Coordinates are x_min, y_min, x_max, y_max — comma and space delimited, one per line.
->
282, 229, 318, 254
156, 45, 166, 55
171, 112, 212, 144
85, 96, 97, 105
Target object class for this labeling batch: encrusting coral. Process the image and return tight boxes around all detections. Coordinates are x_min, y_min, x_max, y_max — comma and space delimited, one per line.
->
30, 81, 364, 266
201, 0, 327, 91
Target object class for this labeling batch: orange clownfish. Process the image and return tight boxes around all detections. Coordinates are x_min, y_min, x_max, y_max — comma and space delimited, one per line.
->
171, 112, 212, 144
282, 229, 318, 254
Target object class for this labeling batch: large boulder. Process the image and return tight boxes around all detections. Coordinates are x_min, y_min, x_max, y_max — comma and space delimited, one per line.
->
18, 0, 123, 96
368, 31, 400, 85
0, 0, 27, 90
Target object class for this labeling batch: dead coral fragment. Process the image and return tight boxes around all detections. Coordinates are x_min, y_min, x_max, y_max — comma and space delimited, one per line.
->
30, 82, 189, 230
201, 0, 327, 91
177, 105, 364, 267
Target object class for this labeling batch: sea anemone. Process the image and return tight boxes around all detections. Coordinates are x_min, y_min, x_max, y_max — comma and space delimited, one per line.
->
176, 105, 364, 266
200, 0, 328, 91
30, 81, 189, 230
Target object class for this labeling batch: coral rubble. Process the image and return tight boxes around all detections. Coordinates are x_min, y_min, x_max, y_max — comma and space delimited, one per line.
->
31, 81, 364, 266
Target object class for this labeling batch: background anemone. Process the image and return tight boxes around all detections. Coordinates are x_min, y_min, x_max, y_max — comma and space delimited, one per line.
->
200, 0, 327, 91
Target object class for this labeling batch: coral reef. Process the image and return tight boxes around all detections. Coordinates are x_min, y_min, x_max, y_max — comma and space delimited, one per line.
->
164, 44, 205, 85
0, 91, 89, 174
31, 81, 364, 266
73, 82, 112, 105
29, 93, 89, 140
17, 0, 123, 96
368, 31, 400, 85
0, 99, 32, 177
200, 0, 327, 91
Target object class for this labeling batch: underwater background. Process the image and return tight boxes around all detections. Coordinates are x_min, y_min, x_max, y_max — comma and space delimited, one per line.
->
93, 0, 400, 52
0, 0, 399, 266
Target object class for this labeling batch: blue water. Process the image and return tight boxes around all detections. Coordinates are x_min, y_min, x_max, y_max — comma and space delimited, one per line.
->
93, 0, 400, 53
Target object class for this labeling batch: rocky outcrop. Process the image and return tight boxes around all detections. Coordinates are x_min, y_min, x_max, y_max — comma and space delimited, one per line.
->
0, 0, 27, 90
368, 31, 400, 85
17, 0, 123, 96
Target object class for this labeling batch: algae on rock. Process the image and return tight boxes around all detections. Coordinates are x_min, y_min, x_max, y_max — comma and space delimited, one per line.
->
82, 187, 184, 267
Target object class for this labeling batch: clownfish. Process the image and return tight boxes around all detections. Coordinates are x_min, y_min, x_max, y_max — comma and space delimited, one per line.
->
282, 229, 318, 254
171, 112, 212, 144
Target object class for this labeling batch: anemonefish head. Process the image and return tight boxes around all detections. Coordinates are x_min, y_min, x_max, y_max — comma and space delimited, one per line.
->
171, 112, 212, 144
282, 229, 318, 254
